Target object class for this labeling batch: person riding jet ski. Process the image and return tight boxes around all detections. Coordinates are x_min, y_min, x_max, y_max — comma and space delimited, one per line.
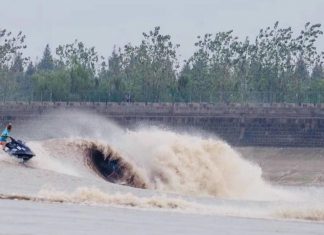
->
1, 123, 35, 161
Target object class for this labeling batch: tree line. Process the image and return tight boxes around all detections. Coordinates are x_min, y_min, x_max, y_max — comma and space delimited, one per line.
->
1, 22, 324, 103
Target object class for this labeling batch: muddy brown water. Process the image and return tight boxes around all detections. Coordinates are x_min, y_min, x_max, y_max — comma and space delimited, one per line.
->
239, 147, 324, 186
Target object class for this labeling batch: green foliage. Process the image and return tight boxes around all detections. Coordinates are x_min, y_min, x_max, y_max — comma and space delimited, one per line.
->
1, 23, 324, 103
120, 26, 179, 102
56, 40, 99, 75
0, 69, 16, 101
32, 70, 70, 101
0, 29, 27, 68
38, 44, 54, 71
183, 22, 324, 103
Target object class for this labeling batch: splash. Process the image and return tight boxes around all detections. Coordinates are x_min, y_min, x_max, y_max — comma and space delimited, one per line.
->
1, 187, 323, 222
122, 128, 279, 199
274, 206, 324, 221
1, 109, 324, 223
11, 109, 288, 200
38, 187, 196, 210
24, 134, 284, 200
105, 128, 281, 200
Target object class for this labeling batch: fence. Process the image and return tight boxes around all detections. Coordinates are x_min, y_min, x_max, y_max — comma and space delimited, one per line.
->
2, 90, 324, 104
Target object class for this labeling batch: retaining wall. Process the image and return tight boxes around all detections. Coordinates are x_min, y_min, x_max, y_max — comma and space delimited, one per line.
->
1, 102, 324, 147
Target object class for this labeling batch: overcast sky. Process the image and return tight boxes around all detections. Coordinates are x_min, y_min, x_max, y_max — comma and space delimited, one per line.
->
1, 0, 324, 61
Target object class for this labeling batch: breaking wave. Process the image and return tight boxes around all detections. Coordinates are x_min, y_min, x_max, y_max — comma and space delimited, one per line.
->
2, 110, 323, 222
84, 141, 147, 188
10, 109, 286, 200
25, 131, 284, 201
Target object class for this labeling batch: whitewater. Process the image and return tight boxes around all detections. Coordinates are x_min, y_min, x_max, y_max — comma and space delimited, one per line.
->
1, 110, 324, 234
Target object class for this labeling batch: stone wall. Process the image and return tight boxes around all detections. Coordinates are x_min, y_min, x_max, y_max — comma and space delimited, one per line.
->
1, 102, 324, 147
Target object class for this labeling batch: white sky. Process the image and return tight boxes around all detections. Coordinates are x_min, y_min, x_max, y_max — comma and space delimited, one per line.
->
1, 0, 324, 62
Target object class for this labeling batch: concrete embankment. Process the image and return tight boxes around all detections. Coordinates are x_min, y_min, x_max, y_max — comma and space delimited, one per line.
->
1, 102, 324, 147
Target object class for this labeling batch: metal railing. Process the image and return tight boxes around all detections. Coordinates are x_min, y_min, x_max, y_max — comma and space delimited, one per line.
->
2, 90, 324, 105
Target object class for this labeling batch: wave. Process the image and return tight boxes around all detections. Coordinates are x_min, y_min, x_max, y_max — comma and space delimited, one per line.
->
84, 141, 147, 188
84, 129, 286, 200
24, 132, 284, 201
1, 108, 290, 200
1, 187, 324, 222
1, 187, 195, 211
0, 110, 323, 223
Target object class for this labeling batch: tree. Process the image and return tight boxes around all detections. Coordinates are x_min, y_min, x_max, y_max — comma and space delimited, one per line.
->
26, 62, 36, 76
0, 29, 28, 101
56, 40, 99, 74
38, 44, 54, 71
122, 26, 179, 102
10, 54, 24, 72
0, 29, 27, 67
32, 70, 70, 101
177, 63, 193, 102
22, 62, 36, 100
55, 40, 101, 100
105, 48, 125, 101
2, 23, 324, 104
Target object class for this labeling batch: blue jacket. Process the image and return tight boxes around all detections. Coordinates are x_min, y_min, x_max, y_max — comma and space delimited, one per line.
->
0, 128, 10, 142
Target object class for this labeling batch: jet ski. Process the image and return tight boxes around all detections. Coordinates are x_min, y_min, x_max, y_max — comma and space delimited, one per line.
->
4, 138, 35, 162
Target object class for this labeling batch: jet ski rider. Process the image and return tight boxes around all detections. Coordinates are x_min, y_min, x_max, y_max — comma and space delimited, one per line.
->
0, 123, 13, 150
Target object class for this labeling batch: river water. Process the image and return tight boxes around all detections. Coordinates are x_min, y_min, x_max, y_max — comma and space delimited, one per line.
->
0, 110, 323, 234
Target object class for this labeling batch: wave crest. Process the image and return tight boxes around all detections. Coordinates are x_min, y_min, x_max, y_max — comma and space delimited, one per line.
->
84, 142, 147, 189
